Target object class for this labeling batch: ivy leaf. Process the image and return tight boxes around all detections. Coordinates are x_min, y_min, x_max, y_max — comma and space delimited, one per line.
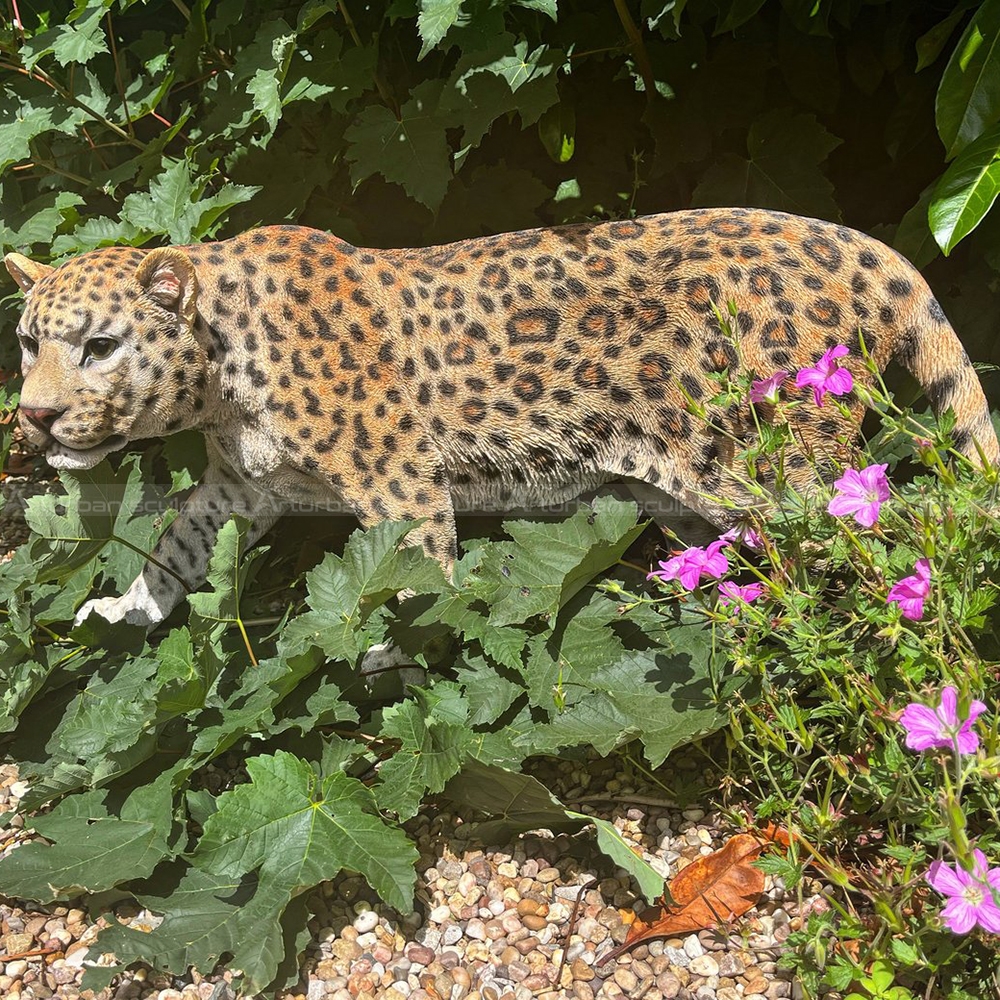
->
929, 123, 1000, 253
345, 80, 454, 210
936, 0, 1000, 158
191, 751, 417, 988
691, 110, 842, 219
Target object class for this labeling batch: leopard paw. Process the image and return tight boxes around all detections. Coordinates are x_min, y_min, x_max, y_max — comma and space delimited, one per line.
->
74, 594, 162, 630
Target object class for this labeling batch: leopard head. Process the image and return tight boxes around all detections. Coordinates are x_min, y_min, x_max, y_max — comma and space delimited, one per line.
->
5, 247, 210, 470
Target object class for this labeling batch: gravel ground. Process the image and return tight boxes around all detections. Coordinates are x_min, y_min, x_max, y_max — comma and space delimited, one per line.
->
0, 753, 832, 1000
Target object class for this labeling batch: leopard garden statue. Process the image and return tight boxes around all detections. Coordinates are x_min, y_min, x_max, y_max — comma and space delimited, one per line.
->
6, 208, 998, 653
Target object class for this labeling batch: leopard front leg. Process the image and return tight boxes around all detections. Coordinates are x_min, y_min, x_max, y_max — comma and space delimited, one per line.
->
75, 458, 284, 630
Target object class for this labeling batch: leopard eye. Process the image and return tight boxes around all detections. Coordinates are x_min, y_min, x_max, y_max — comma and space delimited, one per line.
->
83, 337, 118, 363
20, 335, 39, 357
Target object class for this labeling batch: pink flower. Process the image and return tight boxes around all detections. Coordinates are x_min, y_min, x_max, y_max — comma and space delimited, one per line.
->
927, 849, 1000, 934
887, 558, 932, 621
795, 345, 853, 407
718, 581, 765, 607
649, 540, 729, 591
720, 525, 764, 550
899, 686, 986, 755
749, 371, 789, 404
827, 463, 890, 527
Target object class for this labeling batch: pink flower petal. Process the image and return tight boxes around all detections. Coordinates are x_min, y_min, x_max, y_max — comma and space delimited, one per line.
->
928, 860, 966, 896
941, 897, 978, 934
824, 367, 854, 396
955, 726, 981, 755
975, 900, 1000, 933
938, 687, 959, 728
900, 703, 946, 750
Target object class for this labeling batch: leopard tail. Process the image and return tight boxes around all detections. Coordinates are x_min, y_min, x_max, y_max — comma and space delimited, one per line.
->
893, 292, 1000, 468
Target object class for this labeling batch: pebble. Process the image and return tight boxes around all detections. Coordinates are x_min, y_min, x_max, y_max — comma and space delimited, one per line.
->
684, 934, 705, 959
689, 954, 720, 977
353, 909, 379, 934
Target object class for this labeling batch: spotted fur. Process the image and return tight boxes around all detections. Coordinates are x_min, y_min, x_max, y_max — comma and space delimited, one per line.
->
6, 207, 998, 634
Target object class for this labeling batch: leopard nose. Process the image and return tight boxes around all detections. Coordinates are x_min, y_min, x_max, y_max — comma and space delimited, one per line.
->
20, 405, 65, 433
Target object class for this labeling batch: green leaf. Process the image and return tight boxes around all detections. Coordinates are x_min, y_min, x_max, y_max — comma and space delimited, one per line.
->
50, 216, 144, 256
281, 518, 448, 663
916, 5, 977, 73
936, 0, 1000, 157
0, 190, 85, 252
929, 123, 1000, 253
51, 8, 108, 65
454, 652, 523, 726
55, 653, 159, 759
376, 691, 474, 819
691, 109, 842, 218
523, 613, 727, 766
893, 188, 940, 269
21, 8, 109, 69
22, 456, 166, 593
514, 0, 557, 17
344, 80, 454, 210
0, 90, 87, 176
85, 865, 281, 993
890, 936, 920, 966
0, 780, 172, 901
418, 0, 465, 57
868, 959, 895, 993
191, 751, 417, 989
444, 761, 664, 903
155, 626, 216, 716
246, 29, 297, 132
121, 159, 258, 244
472, 497, 646, 626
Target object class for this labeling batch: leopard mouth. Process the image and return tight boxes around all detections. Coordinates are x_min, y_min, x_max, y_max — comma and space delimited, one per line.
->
46, 434, 128, 470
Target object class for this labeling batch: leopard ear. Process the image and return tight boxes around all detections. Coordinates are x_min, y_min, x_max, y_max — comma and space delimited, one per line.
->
4, 253, 54, 295
136, 248, 198, 325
